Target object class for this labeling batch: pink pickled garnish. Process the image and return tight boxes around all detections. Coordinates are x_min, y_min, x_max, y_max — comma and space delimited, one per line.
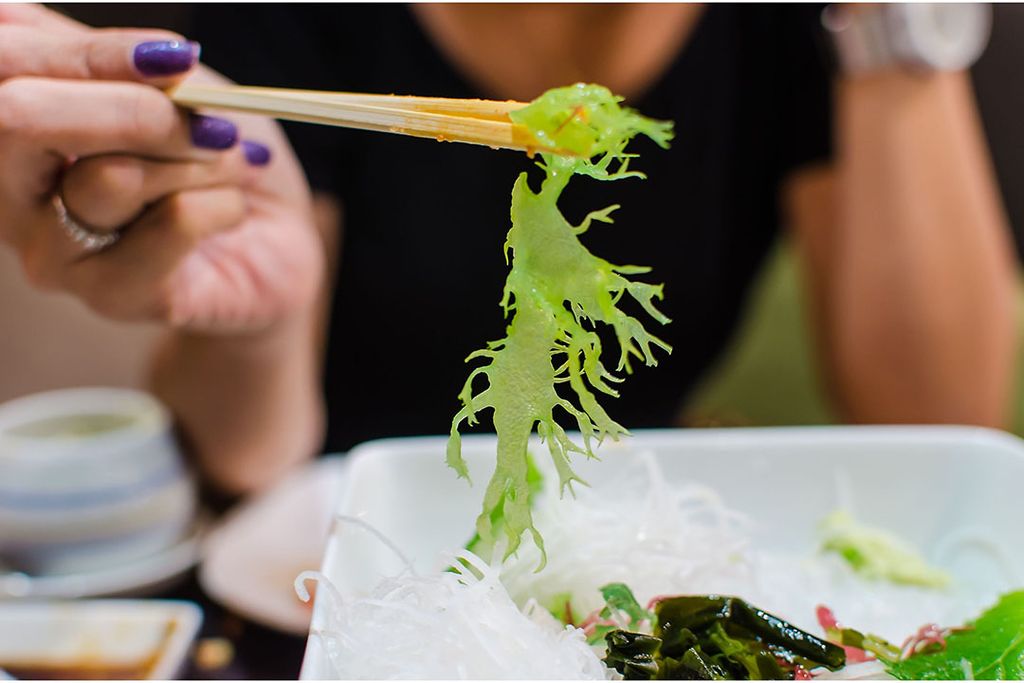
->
794, 665, 813, 680
816, 604, 873, 664
844, 647, 874, 664
582, 618, 619, 638
816, 605, 839, 631
578, 608, 603, 630
899, 623, 961, 660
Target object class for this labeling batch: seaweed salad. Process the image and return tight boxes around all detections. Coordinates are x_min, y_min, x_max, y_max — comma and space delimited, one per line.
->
446, 83, 674, 565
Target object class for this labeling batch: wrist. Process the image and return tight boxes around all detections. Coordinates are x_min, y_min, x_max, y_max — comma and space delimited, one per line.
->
839, 66, 959, 95
172, 304, 315, 359
838, 68, 970, 119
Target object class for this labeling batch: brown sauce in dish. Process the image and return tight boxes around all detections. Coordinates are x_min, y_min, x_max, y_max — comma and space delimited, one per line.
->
2, 661, 154, 680
1, 622, 175, 680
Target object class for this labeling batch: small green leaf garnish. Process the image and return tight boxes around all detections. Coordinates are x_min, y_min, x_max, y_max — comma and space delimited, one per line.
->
588, 582, 656, 646
601, 582, 654, 626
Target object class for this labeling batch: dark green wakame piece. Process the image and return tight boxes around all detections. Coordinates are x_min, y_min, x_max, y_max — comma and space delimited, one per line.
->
656, 596, 846, 670
604, 594, 847, 680
604, 630, 662, 680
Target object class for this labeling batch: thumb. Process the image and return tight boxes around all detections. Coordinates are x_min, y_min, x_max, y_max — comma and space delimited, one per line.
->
0, 25, 200, 85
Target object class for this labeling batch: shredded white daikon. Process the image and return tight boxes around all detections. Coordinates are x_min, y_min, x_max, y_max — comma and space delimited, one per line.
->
500, 452, 753, 618
499, 452, 997, 644
300, 551, 608, 679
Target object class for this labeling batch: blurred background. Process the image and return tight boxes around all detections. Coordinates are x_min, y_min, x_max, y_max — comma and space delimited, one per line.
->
1, 6, 1022, 680
5, 3, 1024, 432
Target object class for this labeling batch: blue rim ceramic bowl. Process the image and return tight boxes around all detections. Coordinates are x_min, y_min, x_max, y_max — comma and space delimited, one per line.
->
0, 388, 196, 576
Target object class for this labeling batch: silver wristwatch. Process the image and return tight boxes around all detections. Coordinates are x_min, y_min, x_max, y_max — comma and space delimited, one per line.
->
822, 4, 992, 75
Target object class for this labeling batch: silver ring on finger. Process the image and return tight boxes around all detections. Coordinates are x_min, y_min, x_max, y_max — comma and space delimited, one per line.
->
52, 193, 121, 253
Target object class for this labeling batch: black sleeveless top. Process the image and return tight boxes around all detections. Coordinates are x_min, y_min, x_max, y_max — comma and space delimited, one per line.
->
191, 4, 833, 454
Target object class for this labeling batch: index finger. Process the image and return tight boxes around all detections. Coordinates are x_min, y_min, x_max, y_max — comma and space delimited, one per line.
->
0, 25, 200, 88
0, 77, 238, 161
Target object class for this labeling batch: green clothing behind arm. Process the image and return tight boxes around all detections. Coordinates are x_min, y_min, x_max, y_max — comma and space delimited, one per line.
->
685, 241, 1024, 434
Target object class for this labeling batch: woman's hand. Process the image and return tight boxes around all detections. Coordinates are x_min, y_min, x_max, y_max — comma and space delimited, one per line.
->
0, 5, 328, 493
0, 4, 324, 334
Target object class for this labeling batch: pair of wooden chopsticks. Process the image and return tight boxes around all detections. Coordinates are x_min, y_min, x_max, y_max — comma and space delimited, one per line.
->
170, 84, 557, 155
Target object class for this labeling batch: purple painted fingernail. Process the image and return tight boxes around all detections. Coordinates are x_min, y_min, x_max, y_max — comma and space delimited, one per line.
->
133, 40, 200, 77
190, 114, 238, 150
242, 140, 272, 166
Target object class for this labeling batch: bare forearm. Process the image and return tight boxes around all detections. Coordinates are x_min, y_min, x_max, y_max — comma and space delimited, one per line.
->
822, 71, 1018, 425
150, 310, 324, 495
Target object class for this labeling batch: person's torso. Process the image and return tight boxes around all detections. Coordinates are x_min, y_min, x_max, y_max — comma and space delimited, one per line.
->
193, 4, 832, 453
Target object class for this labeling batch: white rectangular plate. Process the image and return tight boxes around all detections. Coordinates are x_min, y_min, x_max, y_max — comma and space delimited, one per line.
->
301, 426, 1024, 679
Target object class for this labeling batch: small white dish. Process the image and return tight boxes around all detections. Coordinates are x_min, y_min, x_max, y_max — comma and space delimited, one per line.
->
200, 456, 348, 634
0, 516, 206, 600
0, 599, 202, 679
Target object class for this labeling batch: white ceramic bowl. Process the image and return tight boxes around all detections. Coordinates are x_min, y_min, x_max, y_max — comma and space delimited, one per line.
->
0, 388, 196, 576
301, 426, 1024, 679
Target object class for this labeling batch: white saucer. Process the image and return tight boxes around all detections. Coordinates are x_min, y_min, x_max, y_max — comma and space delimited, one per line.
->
200, 456, 348, 635
0, 519, 205, 600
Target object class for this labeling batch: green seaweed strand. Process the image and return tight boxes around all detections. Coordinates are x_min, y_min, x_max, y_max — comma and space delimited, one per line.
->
447, 84, 674, 568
